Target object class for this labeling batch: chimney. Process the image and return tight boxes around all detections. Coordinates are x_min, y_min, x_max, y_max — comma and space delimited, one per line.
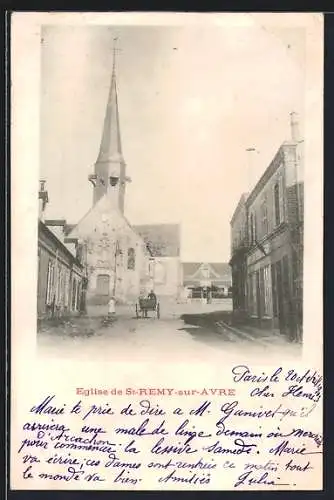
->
246, 147, 258, 192
38, 179, 49, 221
290, 111, 299, 142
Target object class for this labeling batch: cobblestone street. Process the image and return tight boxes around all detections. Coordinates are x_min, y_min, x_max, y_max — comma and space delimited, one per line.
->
37, 299, 301, 363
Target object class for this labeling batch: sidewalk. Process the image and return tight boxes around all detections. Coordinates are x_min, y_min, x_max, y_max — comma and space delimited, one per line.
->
181, 308, 301, 347
219, 318, 302, 348
225, 322, 291, 346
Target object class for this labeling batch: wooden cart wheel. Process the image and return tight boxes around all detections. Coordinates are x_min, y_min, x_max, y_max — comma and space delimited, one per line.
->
157, 303, 160, 319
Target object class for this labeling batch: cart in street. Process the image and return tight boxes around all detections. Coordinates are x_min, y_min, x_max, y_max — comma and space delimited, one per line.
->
135, 297, 160, 319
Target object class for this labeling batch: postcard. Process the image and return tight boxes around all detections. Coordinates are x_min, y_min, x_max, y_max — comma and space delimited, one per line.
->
10, 12, 323, 491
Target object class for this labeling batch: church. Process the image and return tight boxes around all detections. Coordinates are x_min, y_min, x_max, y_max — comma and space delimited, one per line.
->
65, 48, 182, 306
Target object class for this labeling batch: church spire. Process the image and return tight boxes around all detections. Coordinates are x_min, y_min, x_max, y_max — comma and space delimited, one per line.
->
90, 38, 130, 212
97, 38, 123, 162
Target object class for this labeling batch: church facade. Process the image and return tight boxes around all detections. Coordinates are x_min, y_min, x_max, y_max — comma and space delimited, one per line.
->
67, 197, 154, 305
65, 48, 181, 305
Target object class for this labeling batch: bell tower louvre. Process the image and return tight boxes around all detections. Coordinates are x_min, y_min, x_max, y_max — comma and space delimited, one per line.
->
88, 38, 131, 213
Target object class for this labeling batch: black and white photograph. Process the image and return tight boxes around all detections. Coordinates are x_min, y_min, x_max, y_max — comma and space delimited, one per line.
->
10, 12, 323, 492
35, 20, 307, 361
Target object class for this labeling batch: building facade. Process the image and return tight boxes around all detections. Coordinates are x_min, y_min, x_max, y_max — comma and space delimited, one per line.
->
182, 262, 232, 299
236, 115, 304, 341
229, 193, 249, 319
37, 184, 87, 319
134, 224, 182, 299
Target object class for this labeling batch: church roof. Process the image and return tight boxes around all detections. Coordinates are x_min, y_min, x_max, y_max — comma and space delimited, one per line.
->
133, 224, 180, 257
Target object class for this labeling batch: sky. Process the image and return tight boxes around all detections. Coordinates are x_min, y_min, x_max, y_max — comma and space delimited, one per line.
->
40, 22, 305, 262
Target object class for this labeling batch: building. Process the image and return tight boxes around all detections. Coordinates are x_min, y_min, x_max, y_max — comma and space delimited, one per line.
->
229, 193, 249, 319
182, 262, 232, 299
134, 224, 182, 298
65, 50, 153, 306
37, 182, 87, 319
66, 197, 154, 305
231, 113, 304, 341
41, 46, 183, 308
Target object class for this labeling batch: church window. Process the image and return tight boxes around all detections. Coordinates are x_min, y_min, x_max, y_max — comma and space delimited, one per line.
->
127, 248, 136, 270
96, 274, 110, 296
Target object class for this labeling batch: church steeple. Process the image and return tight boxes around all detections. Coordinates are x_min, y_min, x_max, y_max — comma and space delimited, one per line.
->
89, 38, 130, 212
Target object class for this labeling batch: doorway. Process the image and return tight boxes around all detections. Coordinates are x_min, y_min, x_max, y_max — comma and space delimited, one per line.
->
96, 274, 110, 296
